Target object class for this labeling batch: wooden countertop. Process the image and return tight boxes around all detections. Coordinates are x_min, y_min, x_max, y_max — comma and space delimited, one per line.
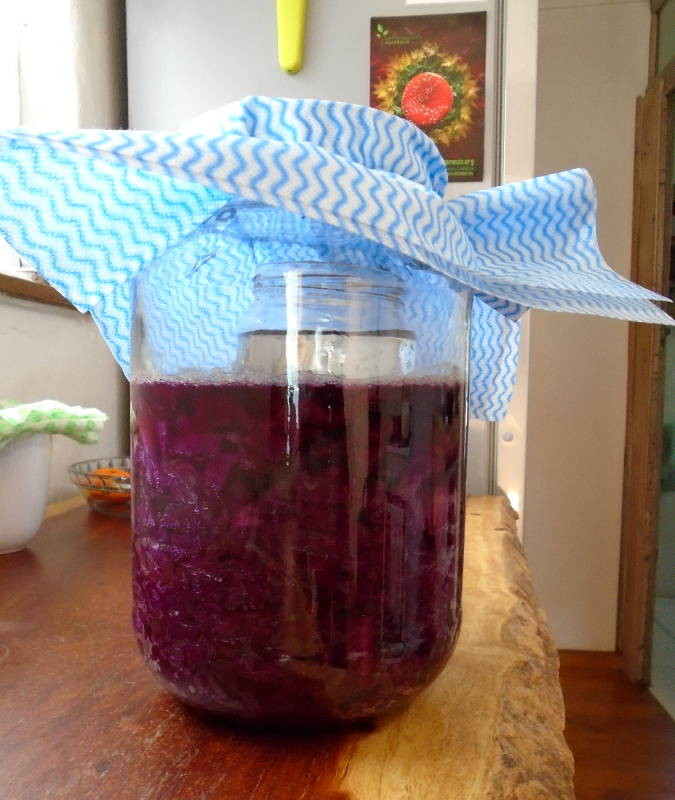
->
0, 496, 574, 799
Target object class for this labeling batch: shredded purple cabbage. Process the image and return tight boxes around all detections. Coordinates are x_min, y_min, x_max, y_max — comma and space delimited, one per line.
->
131, 377, 465, 728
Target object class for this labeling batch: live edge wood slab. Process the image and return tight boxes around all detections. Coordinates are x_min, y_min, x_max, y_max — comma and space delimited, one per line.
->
0, 496, 574, 800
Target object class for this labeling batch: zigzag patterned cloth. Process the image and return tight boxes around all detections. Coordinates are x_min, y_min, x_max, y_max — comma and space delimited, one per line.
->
0, 96, 671, 421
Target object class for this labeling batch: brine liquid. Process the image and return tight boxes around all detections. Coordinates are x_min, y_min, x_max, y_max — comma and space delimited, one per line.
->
131, 376, 466, 727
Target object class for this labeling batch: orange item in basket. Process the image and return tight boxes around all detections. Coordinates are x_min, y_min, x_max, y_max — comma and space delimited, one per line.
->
87, 467, 131, 503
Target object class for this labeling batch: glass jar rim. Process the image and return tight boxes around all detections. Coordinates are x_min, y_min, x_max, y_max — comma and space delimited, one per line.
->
253, 261, 405, 295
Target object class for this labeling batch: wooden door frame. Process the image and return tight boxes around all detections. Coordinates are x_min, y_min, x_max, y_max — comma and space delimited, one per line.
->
618, 55, 675, 684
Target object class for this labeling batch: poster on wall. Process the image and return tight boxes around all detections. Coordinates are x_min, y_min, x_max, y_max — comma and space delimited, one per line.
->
370, 12, 487, 182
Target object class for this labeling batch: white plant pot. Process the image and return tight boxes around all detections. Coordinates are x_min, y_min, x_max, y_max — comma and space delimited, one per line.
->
0, 435, 50, 554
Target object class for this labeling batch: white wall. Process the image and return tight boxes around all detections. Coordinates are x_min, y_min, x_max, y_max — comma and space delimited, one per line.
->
18, 0, 126, 128
0, 296, 126, 502
1, 0, 127, 502
525, 0, 651, 650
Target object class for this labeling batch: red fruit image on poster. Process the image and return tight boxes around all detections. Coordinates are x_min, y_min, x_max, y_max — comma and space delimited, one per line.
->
370, 13, 486, 182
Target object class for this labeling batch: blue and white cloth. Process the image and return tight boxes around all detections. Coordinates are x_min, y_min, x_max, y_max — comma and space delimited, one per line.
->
0, 96, 671, 420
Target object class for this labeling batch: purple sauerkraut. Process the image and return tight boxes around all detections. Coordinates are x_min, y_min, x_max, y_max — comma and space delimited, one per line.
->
131, 376, 466, 728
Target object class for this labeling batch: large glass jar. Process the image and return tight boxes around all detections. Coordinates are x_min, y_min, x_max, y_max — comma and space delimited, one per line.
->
131, 202, 471, 729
